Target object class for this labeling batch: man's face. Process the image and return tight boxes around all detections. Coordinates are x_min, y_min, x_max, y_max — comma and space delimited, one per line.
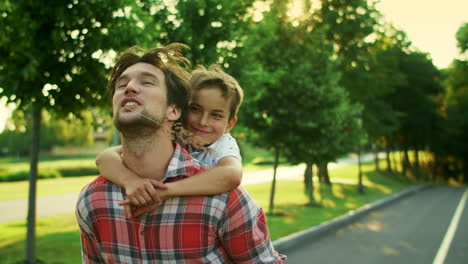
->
112, 62, 168, 132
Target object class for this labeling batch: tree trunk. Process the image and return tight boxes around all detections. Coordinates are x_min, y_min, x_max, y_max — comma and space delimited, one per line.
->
268, 147, 280, 215
304, 162, 314, 205
391, 147, 398, 172
414, 146, 420, 169
399, 151, 404, 177
432, 152, 439, 181
463, 160, 468, 184
26, 104, 41, 263
373, 143, 380, 171
385, 137, 392, 173
402, 146, 410, 177
318, 162, 331, 185
357, 145, 364, 194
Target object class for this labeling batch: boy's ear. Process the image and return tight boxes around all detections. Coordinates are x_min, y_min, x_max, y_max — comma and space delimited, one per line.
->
166, 104, 181, 122
224, 117, 237, 133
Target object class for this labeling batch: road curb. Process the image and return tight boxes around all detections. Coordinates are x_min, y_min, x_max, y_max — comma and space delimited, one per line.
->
272, 184, 431, 253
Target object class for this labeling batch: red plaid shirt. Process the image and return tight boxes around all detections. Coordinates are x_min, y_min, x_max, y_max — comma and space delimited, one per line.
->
76, 143, 286, 263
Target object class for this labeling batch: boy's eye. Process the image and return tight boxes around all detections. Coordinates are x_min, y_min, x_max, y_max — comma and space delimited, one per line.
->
212, 113, 223, 119
189, 106, 201, 112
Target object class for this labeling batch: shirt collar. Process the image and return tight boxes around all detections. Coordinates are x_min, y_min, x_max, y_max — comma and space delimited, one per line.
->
164, 143, 204, 181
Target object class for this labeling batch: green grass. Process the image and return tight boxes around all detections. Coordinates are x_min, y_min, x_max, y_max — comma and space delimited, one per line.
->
0, 167, 415, 263
0, 176, 97, 200
0, 158, 96, 173
0, 214, 82, 264
0, 158, 287, 201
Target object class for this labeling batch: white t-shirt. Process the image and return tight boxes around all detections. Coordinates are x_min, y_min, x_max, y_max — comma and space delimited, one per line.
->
191, 133, 242, 168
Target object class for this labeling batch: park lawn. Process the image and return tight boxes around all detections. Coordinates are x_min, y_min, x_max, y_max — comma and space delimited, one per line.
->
0, 176, 97, 201
0, 158, 399, 201
0, 164, 291, 201
0, 169, 415, 263
0, 158, 97, 173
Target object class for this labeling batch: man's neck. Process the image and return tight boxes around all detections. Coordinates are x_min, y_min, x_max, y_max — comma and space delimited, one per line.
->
120, 132, 175, 181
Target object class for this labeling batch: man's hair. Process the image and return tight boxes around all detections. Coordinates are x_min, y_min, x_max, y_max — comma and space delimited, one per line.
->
190, 64, 244, 120
107, 43, 191, 114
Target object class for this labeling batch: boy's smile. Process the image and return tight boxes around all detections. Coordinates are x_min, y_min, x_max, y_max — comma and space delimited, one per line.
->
187, 86, 237, 146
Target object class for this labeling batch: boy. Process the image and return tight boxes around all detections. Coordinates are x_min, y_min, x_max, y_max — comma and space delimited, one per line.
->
96, 64, 244, 217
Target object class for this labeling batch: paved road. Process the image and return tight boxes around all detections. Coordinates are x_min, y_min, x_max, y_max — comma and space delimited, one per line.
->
0, 153, 377, 223
283, 186, 468, 264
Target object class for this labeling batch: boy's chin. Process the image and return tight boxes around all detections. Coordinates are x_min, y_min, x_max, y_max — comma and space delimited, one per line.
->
193, 136, 213, 147
190, 135, 206, 147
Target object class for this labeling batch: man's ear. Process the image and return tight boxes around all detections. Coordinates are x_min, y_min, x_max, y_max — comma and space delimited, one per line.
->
224, 117, 237, 133
166, 104, 181, 122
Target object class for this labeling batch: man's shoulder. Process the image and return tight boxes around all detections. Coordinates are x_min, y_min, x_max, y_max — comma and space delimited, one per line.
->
224, 186, 259, 211
183, 187, 253, 209
78, 175, 122, 201
80, 175, 112, 191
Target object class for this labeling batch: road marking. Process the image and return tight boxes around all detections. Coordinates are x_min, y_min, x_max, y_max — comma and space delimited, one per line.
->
432, 188, 468, 264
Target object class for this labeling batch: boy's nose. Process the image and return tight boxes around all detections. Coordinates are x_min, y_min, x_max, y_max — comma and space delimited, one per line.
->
199, 114, 209, 126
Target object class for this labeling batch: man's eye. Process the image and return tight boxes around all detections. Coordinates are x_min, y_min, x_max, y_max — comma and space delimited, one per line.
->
143, 81, 154, 85
117, 83, 127, 89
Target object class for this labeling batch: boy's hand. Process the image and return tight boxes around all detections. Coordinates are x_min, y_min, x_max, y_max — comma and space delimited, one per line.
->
124, 202, 162, 218
120, 197, 164, 218
122, 178, 167, 207
119, 178, 168, 218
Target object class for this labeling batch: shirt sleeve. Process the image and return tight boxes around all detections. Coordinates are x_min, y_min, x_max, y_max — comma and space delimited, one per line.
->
218, 188, 287, 263
76, 189, 106, 263
211, 134, 242, 165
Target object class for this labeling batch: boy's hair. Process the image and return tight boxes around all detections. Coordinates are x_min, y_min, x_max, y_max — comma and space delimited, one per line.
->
190, 64, 243, 120
107, 43, 191, 114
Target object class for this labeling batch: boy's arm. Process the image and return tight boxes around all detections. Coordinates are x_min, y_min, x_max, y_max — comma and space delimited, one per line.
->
164, 156, 242, 197
130, 156, 243, 217
96, 146, 166, 208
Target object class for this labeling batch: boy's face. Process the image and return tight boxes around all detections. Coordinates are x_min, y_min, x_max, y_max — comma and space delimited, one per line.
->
186, 86, 237, 146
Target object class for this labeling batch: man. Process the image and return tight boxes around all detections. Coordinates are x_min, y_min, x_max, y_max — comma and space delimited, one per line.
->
76, 43, 286, 263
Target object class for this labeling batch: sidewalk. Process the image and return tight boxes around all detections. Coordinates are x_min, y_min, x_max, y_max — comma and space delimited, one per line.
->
1, 153, 378, 223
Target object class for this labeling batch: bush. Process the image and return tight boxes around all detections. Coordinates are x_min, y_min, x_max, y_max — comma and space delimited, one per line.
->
0, 170, 60, 182
57, 166, 99, 177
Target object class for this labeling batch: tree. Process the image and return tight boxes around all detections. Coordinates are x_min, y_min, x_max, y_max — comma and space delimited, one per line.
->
365, 26, 409, 171
314, 0, 380, 101
233, 0, 293, 213
434, 22, 468, 182
387, 50, 442, 178
0, 108, 94, 156
138, 0, 254, 66
235, 0, 361, 207
0, 1, 148, 262
313, 0, 386, 183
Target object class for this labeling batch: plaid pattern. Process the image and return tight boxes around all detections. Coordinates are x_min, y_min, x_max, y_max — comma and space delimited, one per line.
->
76, 143, 286, 263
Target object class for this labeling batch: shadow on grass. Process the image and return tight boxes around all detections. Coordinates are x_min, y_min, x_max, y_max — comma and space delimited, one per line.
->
264, 178, 400, 241
0, 232, 82, 264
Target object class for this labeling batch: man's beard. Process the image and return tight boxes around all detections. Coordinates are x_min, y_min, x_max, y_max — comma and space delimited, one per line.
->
114, 109, 164, 138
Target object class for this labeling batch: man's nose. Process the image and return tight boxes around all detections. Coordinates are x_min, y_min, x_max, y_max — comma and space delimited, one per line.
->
124, 80, 140, 94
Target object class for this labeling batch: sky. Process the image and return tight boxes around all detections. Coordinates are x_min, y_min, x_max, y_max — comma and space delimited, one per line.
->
377, 0, 467, 69
0, 0, 467, 132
